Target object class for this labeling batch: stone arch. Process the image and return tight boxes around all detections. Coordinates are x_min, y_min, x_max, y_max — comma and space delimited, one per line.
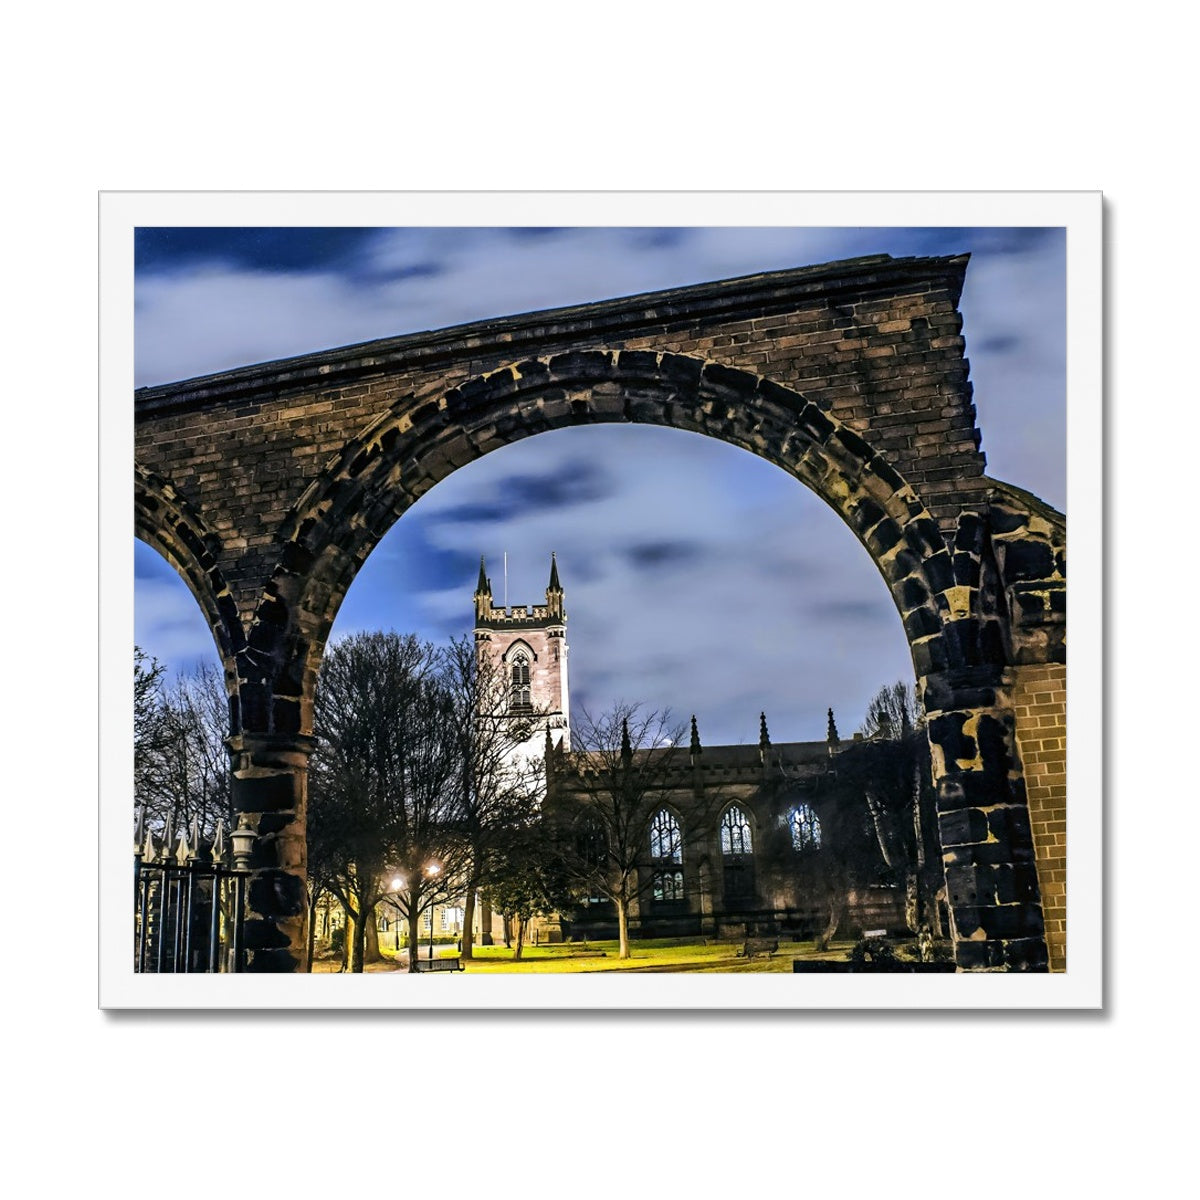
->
134, 465, 245, 716
501, 637, 537, 664
250, 351, 965, 739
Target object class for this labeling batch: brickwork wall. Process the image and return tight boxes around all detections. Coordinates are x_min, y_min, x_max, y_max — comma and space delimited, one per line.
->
1011, 662, 1067, 971
135, 255, 985, 624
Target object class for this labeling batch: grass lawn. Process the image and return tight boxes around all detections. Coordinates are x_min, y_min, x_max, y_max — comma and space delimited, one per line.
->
361, 937, 863, 974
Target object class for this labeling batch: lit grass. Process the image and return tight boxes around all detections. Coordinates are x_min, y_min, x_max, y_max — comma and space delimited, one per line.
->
448, 937, 859, 974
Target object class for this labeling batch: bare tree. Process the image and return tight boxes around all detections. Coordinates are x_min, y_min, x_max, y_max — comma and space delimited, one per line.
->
134, 651, 233, 843
860, 680, 923, 740
308, 631, 476, 973
549, 703, 691, 960
134, 647, 173, 811
841, 680, 943, 945
483, 822, 572, 961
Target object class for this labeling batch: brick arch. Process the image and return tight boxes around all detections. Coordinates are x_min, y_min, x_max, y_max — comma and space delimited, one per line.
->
134, 465, 245, 686
254, 351, 965, 737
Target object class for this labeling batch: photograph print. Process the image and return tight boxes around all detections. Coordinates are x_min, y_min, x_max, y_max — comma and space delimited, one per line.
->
106, 194, 1099, 1009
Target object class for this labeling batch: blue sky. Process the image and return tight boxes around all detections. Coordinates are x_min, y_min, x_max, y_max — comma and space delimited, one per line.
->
134, 225, 1065, 745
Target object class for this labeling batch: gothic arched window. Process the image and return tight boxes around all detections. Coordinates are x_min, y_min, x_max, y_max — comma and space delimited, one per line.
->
577, 816, 607, 870
510, 650, 531, 713
649, 809, 682, 864
575, 817, 610, 908
720, 806, 753, 856
789, 803, 822, 851
653, 870, 685, 903
650, 809, 684, 907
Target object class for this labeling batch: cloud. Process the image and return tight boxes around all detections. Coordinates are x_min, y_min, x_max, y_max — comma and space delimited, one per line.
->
134, 543, 220, 671
432, 457, 616, 526
625, 540, 703, 570
135, 227, 384, 276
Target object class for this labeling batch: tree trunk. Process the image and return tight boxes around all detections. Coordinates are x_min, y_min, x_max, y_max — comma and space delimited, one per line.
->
407, 909, 422, 973
904, 870, 920, 935
865, 787, 902, 870
513, 916, 526, 961
461, 887, 476, 960
816, 894, 844, 952
349, 906, 366, 974
364, 910, 381, 964
305, 892, 318, 973
617, 895, 631, 959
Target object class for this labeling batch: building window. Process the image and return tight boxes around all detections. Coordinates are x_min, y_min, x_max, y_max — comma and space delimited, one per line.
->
510, 651, 531, 712
653, 870, 685, 902
649, 809, 682, 864
721, 806, 755, 907
576, 817, 610, 906
720, 806, 753, 856
650, 810, 684, 908
789, 803, 822, 851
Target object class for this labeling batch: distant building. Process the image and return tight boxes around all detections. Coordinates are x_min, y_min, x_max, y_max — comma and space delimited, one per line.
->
475, 556, 910, 943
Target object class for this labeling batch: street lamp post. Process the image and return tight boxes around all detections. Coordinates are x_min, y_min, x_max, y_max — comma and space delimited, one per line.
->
426, 863, 441, 960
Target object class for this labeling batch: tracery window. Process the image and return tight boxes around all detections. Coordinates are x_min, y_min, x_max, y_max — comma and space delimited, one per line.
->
510, 650, 531, 712
649, 809, 684, 907
653, 870, 685, 902
576, 817, 610, 906
577, 817, 607, 869
649, 809, 682, 864
720, 806, 753, 856
789, 803, 822, 851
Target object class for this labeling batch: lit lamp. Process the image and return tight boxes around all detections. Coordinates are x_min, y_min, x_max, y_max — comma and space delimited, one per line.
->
230, 815, 258, 872
390, 876, 407, 952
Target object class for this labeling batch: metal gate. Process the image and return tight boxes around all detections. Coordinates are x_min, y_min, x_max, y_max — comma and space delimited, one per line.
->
134, 810, 254, 973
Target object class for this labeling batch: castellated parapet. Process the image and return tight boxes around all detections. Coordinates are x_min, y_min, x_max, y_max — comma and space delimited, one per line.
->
474, 554, 570, 751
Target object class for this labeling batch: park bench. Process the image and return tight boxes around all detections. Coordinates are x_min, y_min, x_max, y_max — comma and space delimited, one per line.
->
737, 937, 779, 959
412, 955, 464, 972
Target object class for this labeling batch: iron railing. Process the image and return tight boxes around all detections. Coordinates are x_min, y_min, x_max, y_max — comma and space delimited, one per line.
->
133, 810, 250, 973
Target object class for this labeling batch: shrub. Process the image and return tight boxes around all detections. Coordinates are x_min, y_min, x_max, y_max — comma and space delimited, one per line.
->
849, 935, 898, 965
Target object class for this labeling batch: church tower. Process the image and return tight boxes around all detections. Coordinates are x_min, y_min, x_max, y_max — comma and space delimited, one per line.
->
473, 554, 571, 758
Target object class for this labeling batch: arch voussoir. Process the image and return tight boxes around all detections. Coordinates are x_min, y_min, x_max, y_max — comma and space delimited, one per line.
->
134, 465, 245, 670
